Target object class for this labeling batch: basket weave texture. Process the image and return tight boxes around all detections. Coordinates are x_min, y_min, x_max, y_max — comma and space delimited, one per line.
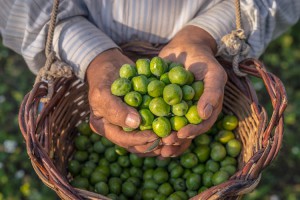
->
18, 45, 287, 200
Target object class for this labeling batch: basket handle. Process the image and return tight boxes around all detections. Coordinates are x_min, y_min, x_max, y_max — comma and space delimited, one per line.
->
34, 0, 73, 102
222, 58, 287, 170
215, 0, 287, 180
241, 58, 287, 164
195, 58, 288, 199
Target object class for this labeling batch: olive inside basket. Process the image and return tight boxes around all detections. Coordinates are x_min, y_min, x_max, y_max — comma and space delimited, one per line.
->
18, 57, 287, 200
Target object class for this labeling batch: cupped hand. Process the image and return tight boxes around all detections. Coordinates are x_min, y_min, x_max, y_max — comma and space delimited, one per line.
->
158, 25, 228, 157
86, 48, 160, 156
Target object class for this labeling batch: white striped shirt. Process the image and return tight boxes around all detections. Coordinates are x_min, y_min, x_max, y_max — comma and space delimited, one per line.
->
0, 0, 299, 79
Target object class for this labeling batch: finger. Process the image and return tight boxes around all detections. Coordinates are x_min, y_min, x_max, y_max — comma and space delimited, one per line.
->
161, 131, 181, 145
159, 139, 192, 158
128, 139, 162, 154
90, 116, 158, 148
197, 65, 227, 120
90, 86, 141, 129
89, 116, 100, 134
128, 145, 162, 157
177, 104, 221, 139
158, 51, 177, 62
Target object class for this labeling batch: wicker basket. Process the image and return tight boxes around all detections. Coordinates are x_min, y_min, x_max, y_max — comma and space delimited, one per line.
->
18, 47, 287, 200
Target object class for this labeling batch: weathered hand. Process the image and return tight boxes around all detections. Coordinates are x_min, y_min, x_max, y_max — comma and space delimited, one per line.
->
86, 48, 159, 155
158, 25, 227, 157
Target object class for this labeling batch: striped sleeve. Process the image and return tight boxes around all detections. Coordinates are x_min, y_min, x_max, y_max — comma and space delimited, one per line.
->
52, 16, 118, 79
0, 0, 118, 80
187, 0, 300, 59
240, 0, 300, 58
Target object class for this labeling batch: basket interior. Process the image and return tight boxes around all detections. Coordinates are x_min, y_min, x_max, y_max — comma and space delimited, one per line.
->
29, 74, 261, 199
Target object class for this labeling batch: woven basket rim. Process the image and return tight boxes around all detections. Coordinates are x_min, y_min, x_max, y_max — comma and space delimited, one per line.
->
18, 57, 287, 200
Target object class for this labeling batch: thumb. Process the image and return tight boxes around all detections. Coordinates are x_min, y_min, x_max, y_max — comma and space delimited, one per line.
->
90, 86, 141, 129
197, 66, 227, 120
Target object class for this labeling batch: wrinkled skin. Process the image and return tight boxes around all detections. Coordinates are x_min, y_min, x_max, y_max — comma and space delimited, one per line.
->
86, 25, 227, 158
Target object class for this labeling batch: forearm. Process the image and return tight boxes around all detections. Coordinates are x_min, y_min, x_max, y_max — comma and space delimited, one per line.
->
0, 0, 118, 80
53, 16, 118, 80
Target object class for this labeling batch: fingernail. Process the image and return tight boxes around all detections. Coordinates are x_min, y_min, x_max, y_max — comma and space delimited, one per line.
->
125, 113, 140, 128
203, 104, 213, 119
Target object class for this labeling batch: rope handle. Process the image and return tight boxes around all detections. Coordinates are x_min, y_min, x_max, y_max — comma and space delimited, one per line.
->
34, 0, 72, 102
35, 0, 60, 84
216, 0, 249, 77
45, 0, 60, 58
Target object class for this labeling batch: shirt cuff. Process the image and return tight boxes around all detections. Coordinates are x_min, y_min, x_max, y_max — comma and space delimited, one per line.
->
53, 16, 119, 80
186, 0, 251, 60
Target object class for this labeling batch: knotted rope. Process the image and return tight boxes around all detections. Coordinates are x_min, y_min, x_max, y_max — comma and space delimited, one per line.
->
216, 0, 249, 77
34, 0, 72, 102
